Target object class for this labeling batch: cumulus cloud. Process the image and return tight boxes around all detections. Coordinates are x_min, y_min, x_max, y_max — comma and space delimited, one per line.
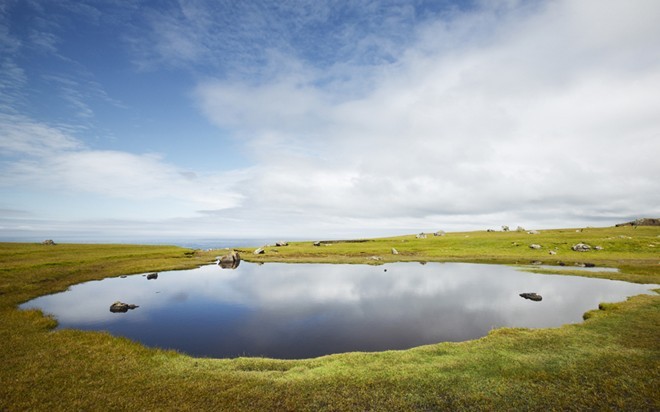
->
0, 114, 243, 219
2, 0, 659, 240
192, 0, 660, 232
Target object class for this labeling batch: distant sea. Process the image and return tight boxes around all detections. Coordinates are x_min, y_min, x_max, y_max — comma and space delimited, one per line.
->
164, 238, 283, 250
0, 237, 297, 250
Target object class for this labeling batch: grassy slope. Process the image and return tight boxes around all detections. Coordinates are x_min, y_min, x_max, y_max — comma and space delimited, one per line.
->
0, 226, 658, 411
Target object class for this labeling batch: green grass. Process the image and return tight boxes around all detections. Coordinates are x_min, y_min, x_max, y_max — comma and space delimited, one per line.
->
1, 226, 658, 411
241, 226, 660, 283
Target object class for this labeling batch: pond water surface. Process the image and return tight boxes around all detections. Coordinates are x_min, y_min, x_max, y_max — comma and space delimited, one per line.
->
20, 262, 657, 359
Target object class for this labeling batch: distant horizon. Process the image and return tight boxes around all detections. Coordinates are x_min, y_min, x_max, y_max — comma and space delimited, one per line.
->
1, 217, 651, 248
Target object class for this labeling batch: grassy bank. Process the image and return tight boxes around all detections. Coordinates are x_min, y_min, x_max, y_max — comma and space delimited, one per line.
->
241, 225, 660, 283
1, 226, 658, 410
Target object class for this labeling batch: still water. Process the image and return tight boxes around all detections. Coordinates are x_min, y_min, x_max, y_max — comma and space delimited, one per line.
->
20, 262, 657, 359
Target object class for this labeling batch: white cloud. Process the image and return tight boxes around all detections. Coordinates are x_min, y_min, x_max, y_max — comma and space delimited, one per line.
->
192, 0, 660, 233
0, 114, 243, 221
0, 113, 82, 156
2, 0, 659, 241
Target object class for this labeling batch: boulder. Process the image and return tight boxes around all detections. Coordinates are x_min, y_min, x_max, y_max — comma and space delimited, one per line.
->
275, 241, 289, 247
219, 250, 240, 269
502, 225, 510, 232
110, 301, 139, 313
416, 233, 427, 239
519, 292, 542, 301
254, 247, 265, 255
313, 241, 321, 247
391, 248, 399, 255
572, 243, 591, 252
41, 239, 56, 246
529, 244, 542, 250
548, 250, 557, 255
146, 273, 158, 280
434, 231, 445, 236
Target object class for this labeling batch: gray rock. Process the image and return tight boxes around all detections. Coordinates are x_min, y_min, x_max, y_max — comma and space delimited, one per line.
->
519, 292, 542, 301
41, 239, 56, 245
572, 243, 592, 252
594, 246, 603, 251
110, 301, 139, 313
219, 250, 240, 269
434, 231, 445, 236
275, 241, 289, 247
548, 250, 557, 255
391, 248, 399, 255
416, 233, 427, 239
254, 247, 265, 255
529, 244, 542, 250
313, 241, 321, 247
146, 273, 158, 280
615, 218, 660, 227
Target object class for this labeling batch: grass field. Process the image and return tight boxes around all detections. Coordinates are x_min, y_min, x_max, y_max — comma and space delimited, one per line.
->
1, 225, 658, 410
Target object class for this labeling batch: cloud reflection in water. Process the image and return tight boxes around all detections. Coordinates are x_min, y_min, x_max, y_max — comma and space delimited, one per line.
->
21, 262, 658, 359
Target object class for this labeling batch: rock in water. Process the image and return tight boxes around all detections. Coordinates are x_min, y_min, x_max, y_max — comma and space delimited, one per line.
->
110, 301, 139, 313
146, 273, 158, 280
519, 293, 542, 301
219, 250, 241, 269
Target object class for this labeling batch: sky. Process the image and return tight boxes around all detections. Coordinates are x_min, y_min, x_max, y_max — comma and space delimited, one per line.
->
1, 0, 659, 242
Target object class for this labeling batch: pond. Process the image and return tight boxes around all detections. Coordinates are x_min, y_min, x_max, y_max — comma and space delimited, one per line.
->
20, 262, 658, 359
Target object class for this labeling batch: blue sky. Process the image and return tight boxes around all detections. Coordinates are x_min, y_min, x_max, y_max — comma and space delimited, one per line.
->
1, 0, 659, 242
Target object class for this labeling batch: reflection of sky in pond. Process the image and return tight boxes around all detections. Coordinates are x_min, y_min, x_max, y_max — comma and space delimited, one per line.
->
20, 262, 658, 359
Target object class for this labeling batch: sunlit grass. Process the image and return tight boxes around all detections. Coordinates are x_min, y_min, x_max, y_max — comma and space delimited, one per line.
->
1, 225, 658, 410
